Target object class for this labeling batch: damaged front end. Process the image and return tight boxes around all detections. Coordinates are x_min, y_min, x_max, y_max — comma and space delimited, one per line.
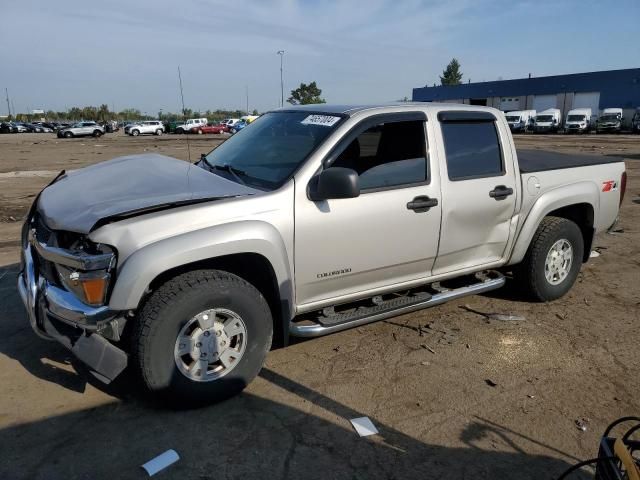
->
18, 209, 128, 383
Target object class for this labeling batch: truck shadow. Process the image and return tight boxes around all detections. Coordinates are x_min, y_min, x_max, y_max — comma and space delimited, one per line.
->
0, 264, 586, 479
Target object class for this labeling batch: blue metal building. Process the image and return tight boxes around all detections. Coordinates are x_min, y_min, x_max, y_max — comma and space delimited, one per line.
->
412, 68, 640, 121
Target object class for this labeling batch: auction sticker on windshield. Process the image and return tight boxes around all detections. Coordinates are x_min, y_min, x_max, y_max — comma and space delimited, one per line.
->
301, 115, 341, 127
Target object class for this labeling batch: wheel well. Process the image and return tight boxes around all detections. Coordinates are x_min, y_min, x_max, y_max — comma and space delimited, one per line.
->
546, 203, 594, 261
146, 253, 286, 347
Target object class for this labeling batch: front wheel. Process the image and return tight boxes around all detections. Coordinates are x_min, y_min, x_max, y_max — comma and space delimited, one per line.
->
93, 130, 103, 137
514, 216, 584, 302
64, 131, 73, 138
131, 270, 273, 408
131, 129, 140, 136
156, 129, 163, 136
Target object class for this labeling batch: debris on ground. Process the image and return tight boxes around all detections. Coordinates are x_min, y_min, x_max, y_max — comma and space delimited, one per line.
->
555, 313, 566, 320
575, 417, 589, 432
485, 379, 498, 387
420, 361, 431, 366
141, 449, 180, 476
527, 395, 535, 399
461, 305, 525, 322
350, 417, 379, 437
590, 250, 600, 258
420, 344, 436, 354
608, 228, 624, 235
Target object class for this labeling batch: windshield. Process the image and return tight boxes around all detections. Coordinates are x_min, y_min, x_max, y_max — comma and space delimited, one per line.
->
536, 115, 553, 122
600, 114, 619, 122
567, 115, 585, 122
203, 111, 343, 190
505, 116, 520, 123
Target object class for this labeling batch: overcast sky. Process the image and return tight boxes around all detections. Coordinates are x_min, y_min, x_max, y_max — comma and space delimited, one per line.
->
1, 0, 638, 115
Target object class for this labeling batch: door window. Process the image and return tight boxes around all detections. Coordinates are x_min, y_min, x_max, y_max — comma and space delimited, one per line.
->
441, 122, 503, 180
330, 120, 427, 191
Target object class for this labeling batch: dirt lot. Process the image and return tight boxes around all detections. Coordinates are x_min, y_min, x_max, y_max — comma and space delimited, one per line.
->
0, 132, 638, 479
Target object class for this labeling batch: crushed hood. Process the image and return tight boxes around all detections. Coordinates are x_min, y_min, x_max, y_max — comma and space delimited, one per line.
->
38, 153, 261, 233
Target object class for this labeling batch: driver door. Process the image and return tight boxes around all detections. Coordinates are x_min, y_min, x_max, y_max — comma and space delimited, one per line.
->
294, 113, 442, 309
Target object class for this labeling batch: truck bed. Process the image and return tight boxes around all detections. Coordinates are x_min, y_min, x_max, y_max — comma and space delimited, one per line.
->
517, 149, 622, 174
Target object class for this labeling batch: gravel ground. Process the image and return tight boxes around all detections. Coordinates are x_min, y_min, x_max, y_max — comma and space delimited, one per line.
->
0, 131, 638, 479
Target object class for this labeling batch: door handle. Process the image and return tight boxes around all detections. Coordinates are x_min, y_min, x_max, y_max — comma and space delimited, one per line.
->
489, 185, 514, 200
407, 196, 438, 213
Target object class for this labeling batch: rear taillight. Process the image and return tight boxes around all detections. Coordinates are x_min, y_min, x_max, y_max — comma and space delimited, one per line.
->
620, 171, 627, 206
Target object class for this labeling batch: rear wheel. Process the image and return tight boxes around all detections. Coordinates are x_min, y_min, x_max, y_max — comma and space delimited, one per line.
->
197, 129, 203, 134
176, 128, 184, 134
132, 270, 273, 408
515, 216, 584, 302
156, 129, 163, 136
93, 130, 103, 137
64, 131, 73, 138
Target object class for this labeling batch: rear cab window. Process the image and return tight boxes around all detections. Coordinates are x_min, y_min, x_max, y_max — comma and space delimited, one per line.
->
438, 111, 504, 181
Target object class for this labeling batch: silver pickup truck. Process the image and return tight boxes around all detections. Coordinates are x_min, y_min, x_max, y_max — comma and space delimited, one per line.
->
18, 103, 627, 406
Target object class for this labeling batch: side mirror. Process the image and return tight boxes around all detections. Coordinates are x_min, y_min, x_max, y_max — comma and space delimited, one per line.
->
309, 167, 360, 201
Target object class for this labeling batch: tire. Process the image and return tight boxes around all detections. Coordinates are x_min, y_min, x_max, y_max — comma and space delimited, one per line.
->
197, 129, 203, 135
64, 131, 73, 138
132, 129, 140, 136
176, 128, 184, 135
93, 130, 103, 137
155, 129, 163, 136
230, 128, 236, 134
515, 216, 584, 302
131, 269, 273, 408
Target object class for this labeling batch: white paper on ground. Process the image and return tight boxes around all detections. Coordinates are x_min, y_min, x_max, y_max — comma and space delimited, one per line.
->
590, 250, 600, 258
141, 449, 180, 476
350, 417, 379, 437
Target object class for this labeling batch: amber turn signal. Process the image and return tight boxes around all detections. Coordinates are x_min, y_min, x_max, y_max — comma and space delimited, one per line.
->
80, 277, 108, 305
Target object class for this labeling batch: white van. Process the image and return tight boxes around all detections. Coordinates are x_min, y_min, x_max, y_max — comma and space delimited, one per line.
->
504, 110, 536, 133
596, 108, 624, 134
565, 108, 594, 134
533, 108, 562, 133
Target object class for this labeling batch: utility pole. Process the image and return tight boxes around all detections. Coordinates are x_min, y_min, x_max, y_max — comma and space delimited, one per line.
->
277, 50, 284, 107
246, 85, 249, 115
5, 88, 11, 117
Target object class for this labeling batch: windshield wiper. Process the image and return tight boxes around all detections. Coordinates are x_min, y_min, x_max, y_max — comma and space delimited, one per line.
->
211, 163, 248, 186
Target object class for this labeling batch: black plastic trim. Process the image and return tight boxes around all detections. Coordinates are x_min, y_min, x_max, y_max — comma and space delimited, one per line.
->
438, 111, 497, 122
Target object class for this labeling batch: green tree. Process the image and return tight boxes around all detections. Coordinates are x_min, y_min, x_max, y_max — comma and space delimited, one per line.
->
287, 81, 326, 105
440, 58, 463, 86
252, 109, 259, 116
98, 104, 110, 122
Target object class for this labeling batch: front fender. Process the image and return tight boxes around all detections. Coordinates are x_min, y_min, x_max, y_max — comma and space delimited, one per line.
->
107, 220, 293, 312
508, 181, 598, 265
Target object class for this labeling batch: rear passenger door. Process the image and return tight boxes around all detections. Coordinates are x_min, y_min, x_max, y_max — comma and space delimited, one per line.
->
432, 110, 518, 275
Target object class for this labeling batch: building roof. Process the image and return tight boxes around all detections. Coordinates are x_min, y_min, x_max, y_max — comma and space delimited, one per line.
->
413, 68, 640, 108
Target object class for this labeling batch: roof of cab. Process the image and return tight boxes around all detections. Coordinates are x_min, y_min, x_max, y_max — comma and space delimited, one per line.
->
274, 101, 496, 117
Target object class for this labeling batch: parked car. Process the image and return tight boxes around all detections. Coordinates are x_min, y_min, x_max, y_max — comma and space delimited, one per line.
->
533, 108, 562, 133
189, 123, 229, 134
57, 122, 105, 138
229, 120, 247, 134
0, 122, 17, 133
19, 103, 627, 407
127, 121, 165, 136
596, 108, 624, 134
223, 118, 241, 128
632, 108, 640, 134
565, 108, 594, 133
174, 118, 207, 134
504, 110, 536, 133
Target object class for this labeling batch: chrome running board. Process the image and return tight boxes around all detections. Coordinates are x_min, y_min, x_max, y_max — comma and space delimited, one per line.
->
289, 272, 505, 338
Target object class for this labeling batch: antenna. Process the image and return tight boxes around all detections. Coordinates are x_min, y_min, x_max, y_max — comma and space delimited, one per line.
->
178, 66, 192, 163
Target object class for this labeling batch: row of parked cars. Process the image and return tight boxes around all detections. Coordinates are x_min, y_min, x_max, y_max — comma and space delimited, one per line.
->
124, 116, 260, 136
505, 107, 640, 134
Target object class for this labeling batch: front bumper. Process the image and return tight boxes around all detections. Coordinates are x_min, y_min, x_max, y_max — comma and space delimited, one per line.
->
18, 228, 128, 383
